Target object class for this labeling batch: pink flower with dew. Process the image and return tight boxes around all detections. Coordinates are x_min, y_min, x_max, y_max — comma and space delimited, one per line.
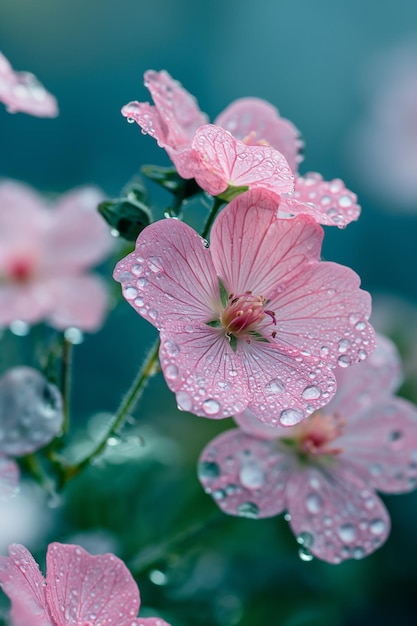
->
215, 96, 360, 226
122, 70, 359, 226
0, 51, 58, 117
198, 335, 417, 563
0, 367, 64, 498
0, 180, 114, 331
0, 542, 171, 626
114, 188, 375, 425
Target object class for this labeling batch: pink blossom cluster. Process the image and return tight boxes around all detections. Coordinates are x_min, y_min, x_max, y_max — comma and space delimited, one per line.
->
0, 51, 58, 117
0, 542, 170, 626
115, 69, 417, 563
122, 70, 360, 226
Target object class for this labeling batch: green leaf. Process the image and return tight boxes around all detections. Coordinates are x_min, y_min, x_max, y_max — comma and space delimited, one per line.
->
206, 319, 221, 327
228, 334, 238, 352
141, 164, 202, 201
98, 198, 152, 242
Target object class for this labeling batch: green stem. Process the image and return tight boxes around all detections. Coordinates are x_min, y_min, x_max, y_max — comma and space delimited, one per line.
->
130, 510, 223, 575
61, 337, 160, 484
61, 336, 72, 435
201, 196, 225, 240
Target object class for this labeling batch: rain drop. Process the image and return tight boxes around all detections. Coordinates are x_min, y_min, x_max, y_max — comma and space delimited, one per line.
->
369, 519, 386, 536
198, 461, 220, 480
305, 492, 323, 514
280, 408, 303, 426
302, 385, 321, 400
237, 502, 259, 518
202, 398, 221, 416
176, 391, 192, 412
337, 355, 351, 368
297, 531, 314, 548
266, 378, 285, 394
239, 462, 265, 489
338, 523, 357, 543
165, 364, 178, 380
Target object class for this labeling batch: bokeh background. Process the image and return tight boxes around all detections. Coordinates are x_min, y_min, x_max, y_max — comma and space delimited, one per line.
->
1, 1, 417, 625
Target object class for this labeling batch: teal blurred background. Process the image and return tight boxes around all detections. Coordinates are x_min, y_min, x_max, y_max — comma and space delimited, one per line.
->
1, 1, 417, 625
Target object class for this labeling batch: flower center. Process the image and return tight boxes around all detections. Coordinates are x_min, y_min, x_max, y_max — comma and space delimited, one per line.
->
221, 291, 276, 338
6, 256, 35, 283
291, 411, 344, 457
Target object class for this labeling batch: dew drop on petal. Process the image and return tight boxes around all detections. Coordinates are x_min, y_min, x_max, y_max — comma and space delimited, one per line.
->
338, 338, 351, 353
198, 461, 220, 480
123, 286, 137, 300
165, 364, 178, 380
352, 546, 365, 559
302, 385, 321, 400
237, 502, 259, 518
64, 327, 84, 344
297, 531, 315, 548
369, 519, 386, 536
358, 349, 367, 360
239, 461, 265, 489
305, 492, 323, 514
202, 398, 221, 416
147, 256, 164, 272
337, 355, 351, 368
280, 408, 304, 426
266, 378, 285, 394
338, 523, 357, 543
176, 390, 192, 412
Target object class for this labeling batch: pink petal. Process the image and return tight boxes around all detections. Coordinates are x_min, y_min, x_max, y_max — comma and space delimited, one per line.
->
122, 100, 170, 145
198, 429, 291, 518
113, 218, 219, 329
285, 173, 361, 227
43, 187, 114, 273
268, 261, 375, 368
215, 97, 303, 173
210, 189, 323, 297
0, 282, 51, 327
144, 70, 208, 146
0, 455, 19, 498
0, 367, 63, 456
325, 334, 403, 419
159, 324, 249, 418
286, 464, 391, 563
0, 51, 58, 118
0, 544, 52, 626
238, 340, 337, 425
192, 125, 294, 196
234, 408, 289, 439
46, 543, 140, 626
338, 396, 417, 493
45, 274, 109, 331
0, 179, 49, 243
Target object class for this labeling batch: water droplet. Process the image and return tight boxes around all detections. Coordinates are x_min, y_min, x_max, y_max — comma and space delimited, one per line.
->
137, 277, 148, 288
280, 408, 303, 426
198, 461, 220, 480
165, 364, 178, 380
64, 327, 84, 344
352, 546, 365, 559
338, 523, 357, 543
148, 308, 158, 320
213, 488, 226, 500
239, 461, 265, 489
358, 349, 367, 360
237, 502, 259, 518
302, 385, 321, 400
134, 296, 144, 308
176, 391, 192, 411
132, 264, 143, 276
338, 338, 350, 353
355, 321, 366, 331
165, 340, 180, 356
148, 256, 164, 272
337, 355, 351, 368
320, 345, 329, 356
369, 519, 386, 536
123, 286, 137, 300
305, 492, 323, 514
297, 531, 315, 548
9, 320, 30, 336
202, 398, 221, 416
266, 378, 285, 394
298, 546, 314, 561
149, 569, 168, 585
126, 117, 135, 124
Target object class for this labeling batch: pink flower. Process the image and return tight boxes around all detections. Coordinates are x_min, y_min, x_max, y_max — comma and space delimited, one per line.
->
0, 542, 171, 626
198, 335, 417, 563
122, 70, 359, 226
114, 188, 375, 425
0, 51, 58, 117
0, 180, 114, 331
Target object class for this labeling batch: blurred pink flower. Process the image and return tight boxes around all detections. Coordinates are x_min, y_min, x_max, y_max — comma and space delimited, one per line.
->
122, 70, 360, 226
0, 51, 58, 117
0, 542, 170, 626
114, 188, 374, 425
349, 40, 417, 211
0, 180, 114, 331
198, 335, 417, 563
